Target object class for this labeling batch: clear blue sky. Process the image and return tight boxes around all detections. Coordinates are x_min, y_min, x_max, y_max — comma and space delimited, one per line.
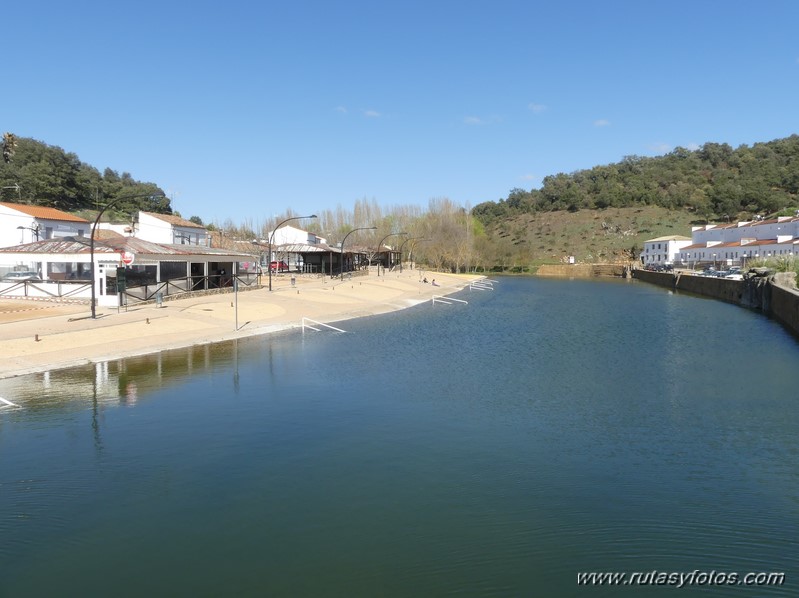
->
5, 1, 799, 225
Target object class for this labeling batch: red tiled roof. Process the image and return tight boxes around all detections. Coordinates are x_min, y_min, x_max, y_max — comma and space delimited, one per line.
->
0, 236, 252, 257
682, 238, 796, 251
0, 202, 90, 223
141, 211, 206, 229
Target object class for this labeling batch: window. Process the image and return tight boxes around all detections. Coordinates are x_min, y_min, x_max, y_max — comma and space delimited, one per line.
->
160, 261, 188, 280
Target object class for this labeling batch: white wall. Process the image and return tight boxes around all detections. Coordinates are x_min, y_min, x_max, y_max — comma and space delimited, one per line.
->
135, 212, 209, 245
266, 224, 320, 245
0, 205, 89, 248
642, 239, 691, 265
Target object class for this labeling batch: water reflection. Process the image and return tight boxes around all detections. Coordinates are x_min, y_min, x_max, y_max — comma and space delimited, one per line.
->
1, 278, 798, 597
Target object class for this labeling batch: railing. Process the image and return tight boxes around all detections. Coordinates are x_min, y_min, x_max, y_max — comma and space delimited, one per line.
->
432, 295, 469, 306
302, 317, 347, 333
122, 273, 260, 304
0, 279, 91, 300
469, 279, 495, 291
0, 396, 21, 410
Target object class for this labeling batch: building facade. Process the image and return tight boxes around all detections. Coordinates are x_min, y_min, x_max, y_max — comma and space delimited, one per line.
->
0, 202, 90, 249
641, 235, 692, 266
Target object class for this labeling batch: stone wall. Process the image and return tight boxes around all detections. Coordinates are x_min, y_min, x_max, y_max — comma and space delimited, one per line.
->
770, 282, 799, 335
632, 269, 799, 338
536, 264, 627, 278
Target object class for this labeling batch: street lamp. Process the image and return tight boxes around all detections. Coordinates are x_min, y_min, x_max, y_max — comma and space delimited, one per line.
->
375, 231, 407, 276
398, 236, 425, 273
268, 215, 317, 291
340, 226, 377, 281
16, 223, 40, 244
90, 193, 165, 319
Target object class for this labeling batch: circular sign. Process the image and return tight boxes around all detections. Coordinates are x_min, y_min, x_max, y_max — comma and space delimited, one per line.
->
121, 251, 135, 265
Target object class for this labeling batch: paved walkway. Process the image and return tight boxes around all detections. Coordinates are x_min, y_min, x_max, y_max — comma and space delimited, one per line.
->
0, 270, 480, 379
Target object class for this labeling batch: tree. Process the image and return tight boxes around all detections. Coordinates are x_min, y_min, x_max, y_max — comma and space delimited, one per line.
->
2, 132, 18, 163
0, 136, 170, 214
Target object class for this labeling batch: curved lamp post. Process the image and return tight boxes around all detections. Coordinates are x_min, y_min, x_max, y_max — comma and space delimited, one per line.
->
268, 214, 317, 291
375, 231, 407, 276
340, 226, 377, 281
90, 193, 165, 319
16, 223, 40, 244
398, 236, 426, 273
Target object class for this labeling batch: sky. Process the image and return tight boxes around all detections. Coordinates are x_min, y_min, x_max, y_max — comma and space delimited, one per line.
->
4, 0, 799, 226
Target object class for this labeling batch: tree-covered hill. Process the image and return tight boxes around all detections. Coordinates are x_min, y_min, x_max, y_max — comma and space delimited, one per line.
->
0, 134, 171, 216
473, 135, 799, 225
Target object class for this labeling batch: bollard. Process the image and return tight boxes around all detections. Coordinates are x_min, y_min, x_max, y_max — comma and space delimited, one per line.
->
35, 334, 40, 342
146, 318, 150, 324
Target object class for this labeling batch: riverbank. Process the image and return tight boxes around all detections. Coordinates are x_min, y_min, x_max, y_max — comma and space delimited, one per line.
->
0, 269, 482, 380
632, 268, 799, 338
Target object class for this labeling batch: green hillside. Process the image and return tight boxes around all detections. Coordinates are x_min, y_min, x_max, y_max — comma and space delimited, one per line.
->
0, 134, 170, 218
473, 135, 799, 269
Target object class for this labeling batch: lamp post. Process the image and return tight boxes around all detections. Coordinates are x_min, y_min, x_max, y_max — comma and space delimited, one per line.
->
268, 215, 317, 291
16, 223, 40, 244
375, 231, 407, 276
90, 193, 165, 319
340, 226, 377, 281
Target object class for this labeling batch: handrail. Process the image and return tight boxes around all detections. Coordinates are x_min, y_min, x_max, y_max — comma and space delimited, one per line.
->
0, 396, 21, 409
432, 295, 468, 305
302, 317, 347, 333
470, 280, 494, 291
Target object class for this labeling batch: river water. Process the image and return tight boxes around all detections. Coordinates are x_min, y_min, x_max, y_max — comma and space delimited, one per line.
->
1, 277, 797, 597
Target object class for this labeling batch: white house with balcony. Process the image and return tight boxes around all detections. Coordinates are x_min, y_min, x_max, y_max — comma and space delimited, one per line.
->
0, 202, 90, 249
641, 235, 692, 266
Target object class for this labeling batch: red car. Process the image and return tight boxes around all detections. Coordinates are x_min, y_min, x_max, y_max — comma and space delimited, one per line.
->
270, 261, 290, 272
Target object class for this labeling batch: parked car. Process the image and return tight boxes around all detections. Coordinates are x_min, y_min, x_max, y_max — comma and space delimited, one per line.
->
2, 271, 42, 282
270, 261, 290, 272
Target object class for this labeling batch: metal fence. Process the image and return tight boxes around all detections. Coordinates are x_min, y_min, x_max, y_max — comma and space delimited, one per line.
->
122, 273, 260, 303
0, 279, 91, 300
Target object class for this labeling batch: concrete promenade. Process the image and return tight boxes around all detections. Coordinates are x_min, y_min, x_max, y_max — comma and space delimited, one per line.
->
0, 269, 481, 379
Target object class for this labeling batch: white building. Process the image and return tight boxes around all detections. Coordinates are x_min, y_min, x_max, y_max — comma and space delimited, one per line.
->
132, 212, 210, 246
0, 236, 255, 306
678, 216, 799, 267
690, 217, 799, 246
641, 235, 692, 266
258, 225, 329, 272
0, 202, 90, 248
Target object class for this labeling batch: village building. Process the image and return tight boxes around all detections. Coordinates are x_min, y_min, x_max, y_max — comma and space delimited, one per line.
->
96, 211, 211, 246
0, 235, 256, 306
640, 235, 692, 266
0, 202, 90, 250
677, 216, 799, 267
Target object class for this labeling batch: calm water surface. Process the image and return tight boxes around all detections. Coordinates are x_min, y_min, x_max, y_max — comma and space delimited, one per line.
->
1, 277, 798, 597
